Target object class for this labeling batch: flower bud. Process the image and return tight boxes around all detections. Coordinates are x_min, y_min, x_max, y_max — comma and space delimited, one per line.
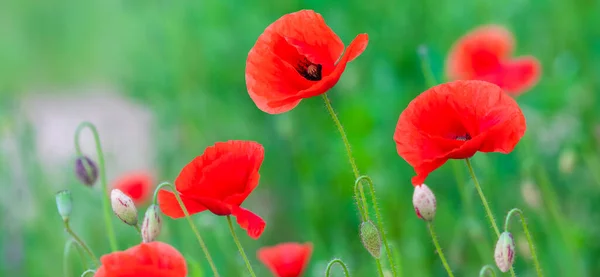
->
413, 184, 436, 221
55, 190, 72, 222
494, 231, 516, 272
359, 220, 382, 258
75, 156, 98, 186
111, 189, 138, 226
142, 204, 162, 243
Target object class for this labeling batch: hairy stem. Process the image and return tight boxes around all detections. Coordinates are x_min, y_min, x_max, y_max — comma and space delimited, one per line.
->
504, 208, 543, 277
64, 221, 99, 267
427, 223, 454, 277
74, 122, 117, 251
226, 216, 256, 277
325, 258, 351, 277
479, 265, 496, 277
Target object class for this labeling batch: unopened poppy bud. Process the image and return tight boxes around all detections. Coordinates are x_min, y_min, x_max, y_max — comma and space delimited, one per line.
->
558, 148, 576, 174
494, 231, 516, 272
359, 220, 382, 258
55, 190, 72, 222
413, 184, 436, 221
142, 204, 162, 243
111, 189, 138, 226
75, 156, 98, 186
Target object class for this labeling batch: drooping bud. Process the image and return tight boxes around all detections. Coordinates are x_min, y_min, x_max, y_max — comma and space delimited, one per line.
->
558, 148, 576, 175
359, 220, 382, 258
413, 184, 436, 221
142, 204, 162, 243
494, 231, 516, 272
111, 189, 138, 226
75, 156, 98, 186
55, 190, 73, 222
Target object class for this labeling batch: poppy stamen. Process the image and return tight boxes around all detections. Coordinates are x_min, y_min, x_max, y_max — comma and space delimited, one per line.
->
455, 133, 472, 141
296, 58, 322, 81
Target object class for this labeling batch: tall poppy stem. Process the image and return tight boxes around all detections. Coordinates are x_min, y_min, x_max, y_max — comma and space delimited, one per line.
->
325, 258, 351, 277
153, 182, 220, 277
63, 239, 87, 277
63, 221, 99, 267
226, 216, 256, 277
322, 94, 398, 277
427, 222, 454, 277
74, 122, 118, 252
504, 208, 543, 277
465, 158, 517, 277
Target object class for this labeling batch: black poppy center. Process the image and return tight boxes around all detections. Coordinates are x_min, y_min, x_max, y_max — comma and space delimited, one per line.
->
296, 58, 322, 81
455, 133, 472, 141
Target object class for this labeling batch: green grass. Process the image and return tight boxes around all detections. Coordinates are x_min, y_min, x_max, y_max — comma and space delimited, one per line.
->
1, 0, 600, 276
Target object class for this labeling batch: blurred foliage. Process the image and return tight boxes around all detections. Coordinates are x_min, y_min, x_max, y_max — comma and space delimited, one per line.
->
1, 0, 600, 276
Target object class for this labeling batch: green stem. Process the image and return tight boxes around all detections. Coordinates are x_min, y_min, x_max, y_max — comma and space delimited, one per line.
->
375, 259, 385, 277
134, 224, 141, 234
64, 221, 99, 267
153, 182, 220, 277
355, 176, 398, 277
427, 223, 454, 277
465, 159, 516, 277
74, 122, 118, 251
322, 94, 397, 277
63, 240, 87, 277
325, 258, 351, 277
417, 45, 438, 87
504, 208, 543, 277
80, 269, 96, 277
479, 265, 496, 277
226, 216, 256, 277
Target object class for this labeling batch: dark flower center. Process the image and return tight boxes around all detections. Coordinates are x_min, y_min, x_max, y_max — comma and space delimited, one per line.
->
455, 133, 472, 141
296, 57, 322, 81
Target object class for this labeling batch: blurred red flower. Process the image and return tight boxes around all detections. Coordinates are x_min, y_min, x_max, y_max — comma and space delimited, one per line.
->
258, 242, 313, 277
246, 9, 369, 114
446, 25, 541, 96
394, 80, 526, 185
112, 171, 153, 206
158, 140, 266, 239
94, 241, 187, 277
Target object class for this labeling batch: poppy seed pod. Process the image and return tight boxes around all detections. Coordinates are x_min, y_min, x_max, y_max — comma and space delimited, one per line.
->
413, 184, 436, 221
142, 204, 162, 243
494, 231, 516, 272
75, 156, 98, 186
55, 190, 72, 222
359, 220, 382, 258
111, 189, 138, 226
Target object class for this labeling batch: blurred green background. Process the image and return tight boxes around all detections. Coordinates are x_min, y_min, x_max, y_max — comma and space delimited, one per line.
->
1, 0, 600, 276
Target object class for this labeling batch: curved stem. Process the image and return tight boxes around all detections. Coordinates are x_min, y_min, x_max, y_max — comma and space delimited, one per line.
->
80, 269, 96, 277
479, 265, 496, 277
504, 208, 543, 277
74, 122, 118, 251
134, 224, 141, 234
355, 176, 398, 277
153, 182, 220, 277
226, 216, 256, 277
63, 239, 87, 277
427, 223, 454, 277
325, 258, 351, 277
64, 221, 99, 267
465, 158, 516, 277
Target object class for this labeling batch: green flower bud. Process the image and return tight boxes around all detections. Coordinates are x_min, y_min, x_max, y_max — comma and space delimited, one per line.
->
55, 190, 73, 222
494, 231, 516, 272
142, 204, 162, 243
360, 220, 382, 258
110, 189, 138, 226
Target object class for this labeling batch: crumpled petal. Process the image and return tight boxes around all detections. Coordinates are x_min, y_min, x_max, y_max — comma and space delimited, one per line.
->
231, 206, 266, 239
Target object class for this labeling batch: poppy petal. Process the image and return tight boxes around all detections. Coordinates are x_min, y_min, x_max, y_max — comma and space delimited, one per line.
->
157, 190, 207, 218
257, 242, 313, 277
231, 206, 266, 239
112, 171, 153, 206
95, 242, 187, 277
494, 56, 541, 94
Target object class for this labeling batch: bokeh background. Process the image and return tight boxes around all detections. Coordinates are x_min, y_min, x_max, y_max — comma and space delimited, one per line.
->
1, 0, 600, 276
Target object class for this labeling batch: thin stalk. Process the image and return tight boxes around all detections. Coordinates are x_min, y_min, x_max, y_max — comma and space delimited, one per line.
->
80, 269, 96, 277
63, 239, 87, 277
153, 182, 220, 277
427, 223, 454, 277
64, 221, 99, 267
479, 265, 496, 277
325, 258, 351, 277
226, 216, 256, 277
134, 224, 141, 234
322, 94, 397, 277
504, 208, 543, 277
74, 122, 117, 251
465, 158, 516, 277
375, 260, 385, 277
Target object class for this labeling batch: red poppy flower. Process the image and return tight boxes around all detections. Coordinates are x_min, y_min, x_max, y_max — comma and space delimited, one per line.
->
94, 241, 187, 277
246, 10, 369, 114
158, 140, 266, 239
446, 25, 541, 96
112, 171, 153, 206
394, 80, 526, 185
257, 242, 313, 277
